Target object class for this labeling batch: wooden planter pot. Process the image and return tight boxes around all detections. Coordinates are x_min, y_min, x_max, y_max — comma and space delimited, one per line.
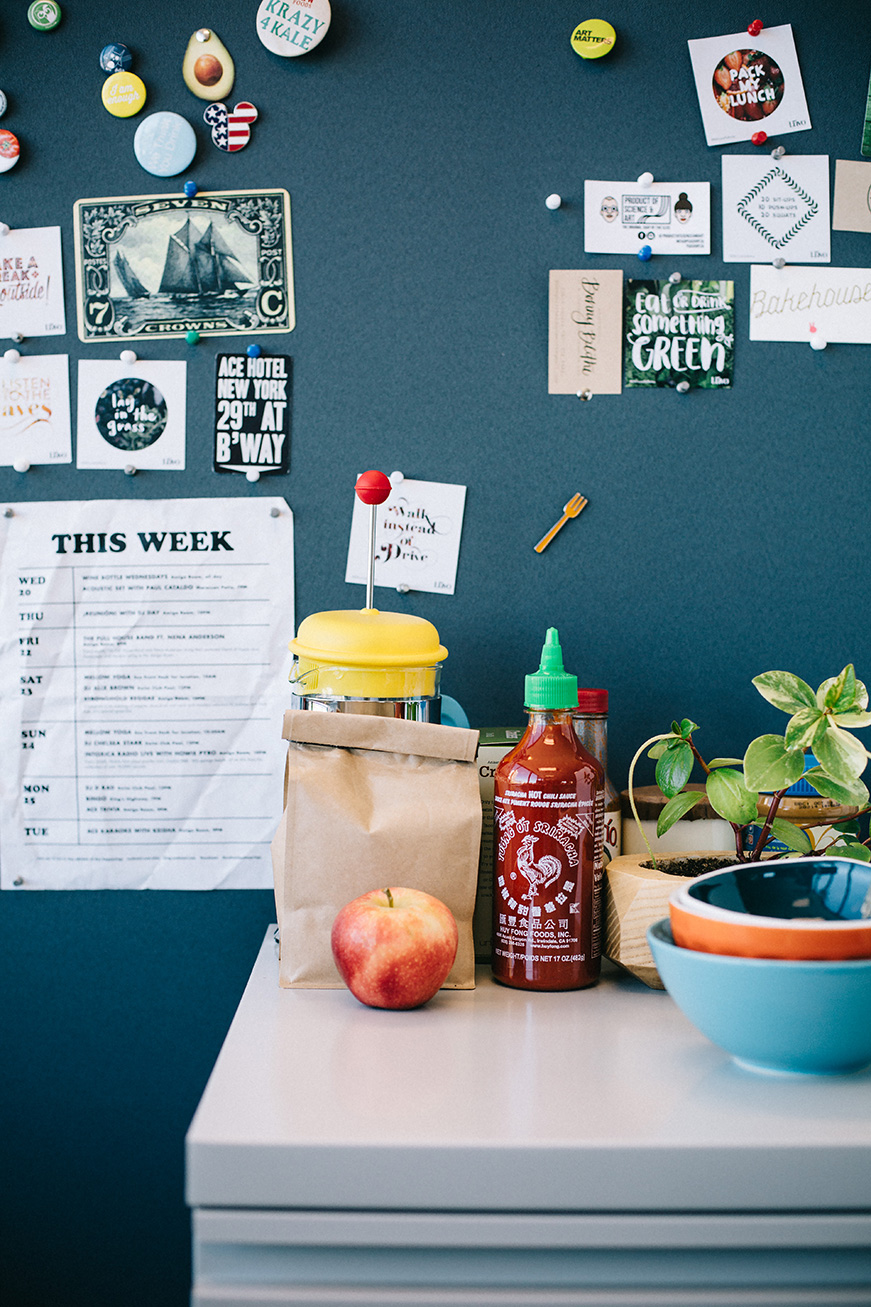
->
604, 851, 739, 989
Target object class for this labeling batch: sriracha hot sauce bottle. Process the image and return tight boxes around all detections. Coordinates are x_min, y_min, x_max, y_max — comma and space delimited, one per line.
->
492, 628, 604, 991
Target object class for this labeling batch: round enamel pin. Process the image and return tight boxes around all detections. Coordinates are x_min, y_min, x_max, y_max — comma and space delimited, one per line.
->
256, 0, 331, 56
28, 1, 61, 31
570, 19, 616, 59
0, 129, 21, 172
102, 71, 147, 118
133, 112, 196, 176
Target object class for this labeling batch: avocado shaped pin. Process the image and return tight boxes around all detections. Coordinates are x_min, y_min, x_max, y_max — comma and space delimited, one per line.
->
182, 28, 235, 101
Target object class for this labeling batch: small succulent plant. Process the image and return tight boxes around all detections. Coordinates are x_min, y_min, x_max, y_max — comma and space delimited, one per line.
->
628, 665, 871, 866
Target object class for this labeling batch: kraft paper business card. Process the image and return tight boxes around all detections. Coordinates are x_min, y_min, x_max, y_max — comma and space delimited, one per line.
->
548, 270, 623, 395
833, 160, 871, 233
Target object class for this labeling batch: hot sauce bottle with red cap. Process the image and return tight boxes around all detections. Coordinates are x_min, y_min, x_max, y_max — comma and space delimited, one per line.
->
492, 629, 604, 991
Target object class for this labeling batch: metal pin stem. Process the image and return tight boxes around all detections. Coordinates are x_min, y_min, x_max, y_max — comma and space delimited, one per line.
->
366, 503, 377, 610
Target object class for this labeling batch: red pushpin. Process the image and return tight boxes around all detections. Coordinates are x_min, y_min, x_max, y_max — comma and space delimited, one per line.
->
751, 130, 768, 145
747, 18, 764, 35
355, 469, 392, 610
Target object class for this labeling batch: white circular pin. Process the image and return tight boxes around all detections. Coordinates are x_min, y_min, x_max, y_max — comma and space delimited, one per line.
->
545, 193, 561, 210
257, 0, 331, 56
13, 457, 30, 473
637, 172, 654, 188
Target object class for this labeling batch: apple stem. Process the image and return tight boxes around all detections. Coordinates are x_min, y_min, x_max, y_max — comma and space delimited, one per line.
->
384, 888, 394, 908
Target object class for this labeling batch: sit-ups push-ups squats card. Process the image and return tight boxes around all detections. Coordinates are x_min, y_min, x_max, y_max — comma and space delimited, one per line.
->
722, 156, 830, 263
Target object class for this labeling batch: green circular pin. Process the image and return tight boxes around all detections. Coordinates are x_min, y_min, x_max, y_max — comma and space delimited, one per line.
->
28, 1, 62, 30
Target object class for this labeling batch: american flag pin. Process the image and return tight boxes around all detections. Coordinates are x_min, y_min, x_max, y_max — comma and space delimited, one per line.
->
204, 101, 258, 153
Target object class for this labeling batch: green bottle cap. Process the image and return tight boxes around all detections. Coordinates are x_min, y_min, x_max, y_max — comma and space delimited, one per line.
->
524, 627, 578, 710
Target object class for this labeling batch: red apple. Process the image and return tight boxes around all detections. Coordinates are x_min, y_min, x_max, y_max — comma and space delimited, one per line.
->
331, 887, 458, 1010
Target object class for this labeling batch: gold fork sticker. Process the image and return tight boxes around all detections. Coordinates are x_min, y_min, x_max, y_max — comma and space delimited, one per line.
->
534, 493, 588, 553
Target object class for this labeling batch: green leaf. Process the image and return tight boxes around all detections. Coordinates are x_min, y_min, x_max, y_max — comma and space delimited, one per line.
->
707, 757, 743, 767
803, 767, 870, 807
670, 720, 681, 735
679, 718, 698, 738
706, 768, 759, 825
655, 740, 693, 798
831, 820, 861, 836
826, 841, 871, 863
831, 708, 871, 728
655, 789, 706, 838
814, 721, 869, 781
752, 671, 817, 714
743, 734, 806, 792
784, 706, 823, 751
647, 741, 669, 759
826, 665, 856, 710
767, 818, 812, 853
816, 667, 868, 714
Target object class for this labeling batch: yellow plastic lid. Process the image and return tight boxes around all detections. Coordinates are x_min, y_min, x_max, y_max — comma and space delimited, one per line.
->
289, 608, 448, 669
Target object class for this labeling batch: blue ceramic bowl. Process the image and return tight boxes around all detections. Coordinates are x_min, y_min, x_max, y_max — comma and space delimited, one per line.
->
647, 918, 871, 1075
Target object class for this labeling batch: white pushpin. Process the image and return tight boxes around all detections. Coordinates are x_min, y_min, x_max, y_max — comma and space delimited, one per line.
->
668, 271, 682, 285
676, 380, 690, 393
576, 388, 593, 401
123, 464, 137, 476
545, 193, 562, 210
771, 145, 786, 159
809, 326, 827, 351
10, 332, 23, 343
245, 468, 261, 482
772, 257, 785, 269
637, 171, 654, 188
389, 470, 405, 486
12, 457, 30, 473
4, 348, 20, 362
119, 349, 137, 364
0, 223, 10, 237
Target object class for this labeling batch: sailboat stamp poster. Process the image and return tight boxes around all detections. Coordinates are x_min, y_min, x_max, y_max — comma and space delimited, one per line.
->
72, 189, 294, 343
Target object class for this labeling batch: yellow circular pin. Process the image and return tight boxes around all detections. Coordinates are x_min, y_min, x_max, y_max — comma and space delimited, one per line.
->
101, 70, 147, 118
570, 19, 616, 59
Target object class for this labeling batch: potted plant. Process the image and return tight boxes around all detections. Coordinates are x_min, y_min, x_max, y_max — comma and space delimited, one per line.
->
606, 665, 871, 988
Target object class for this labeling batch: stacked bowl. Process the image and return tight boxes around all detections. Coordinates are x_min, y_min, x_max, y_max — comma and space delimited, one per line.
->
647, 857, 871, 1075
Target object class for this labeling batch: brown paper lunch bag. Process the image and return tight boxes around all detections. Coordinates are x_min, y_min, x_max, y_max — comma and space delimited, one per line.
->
271, 709, 481, 989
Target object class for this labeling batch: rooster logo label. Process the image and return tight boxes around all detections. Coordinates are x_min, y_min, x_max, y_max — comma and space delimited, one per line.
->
515, 834, 562, 900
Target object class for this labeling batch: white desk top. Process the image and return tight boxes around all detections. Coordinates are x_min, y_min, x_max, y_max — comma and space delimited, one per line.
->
186, 929, 871, 1213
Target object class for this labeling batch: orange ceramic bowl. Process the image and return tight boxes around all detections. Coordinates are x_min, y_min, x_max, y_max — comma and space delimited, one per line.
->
669, 857, 871, 961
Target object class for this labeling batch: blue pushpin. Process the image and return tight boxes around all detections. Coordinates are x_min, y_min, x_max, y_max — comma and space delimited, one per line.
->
183, 180, 198, 197
638, 245, 652, 262
246, 343, 261, 358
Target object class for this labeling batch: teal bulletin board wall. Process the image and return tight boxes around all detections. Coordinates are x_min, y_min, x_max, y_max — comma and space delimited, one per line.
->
3, 2, 871, 1302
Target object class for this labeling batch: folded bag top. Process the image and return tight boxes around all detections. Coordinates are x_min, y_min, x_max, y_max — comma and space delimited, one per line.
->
272, 710, 481, 989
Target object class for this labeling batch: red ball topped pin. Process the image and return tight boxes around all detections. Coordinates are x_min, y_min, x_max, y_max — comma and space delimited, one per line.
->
355, 469, 393, 610
747, 18, 764, 36
355, 469, 392, 505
